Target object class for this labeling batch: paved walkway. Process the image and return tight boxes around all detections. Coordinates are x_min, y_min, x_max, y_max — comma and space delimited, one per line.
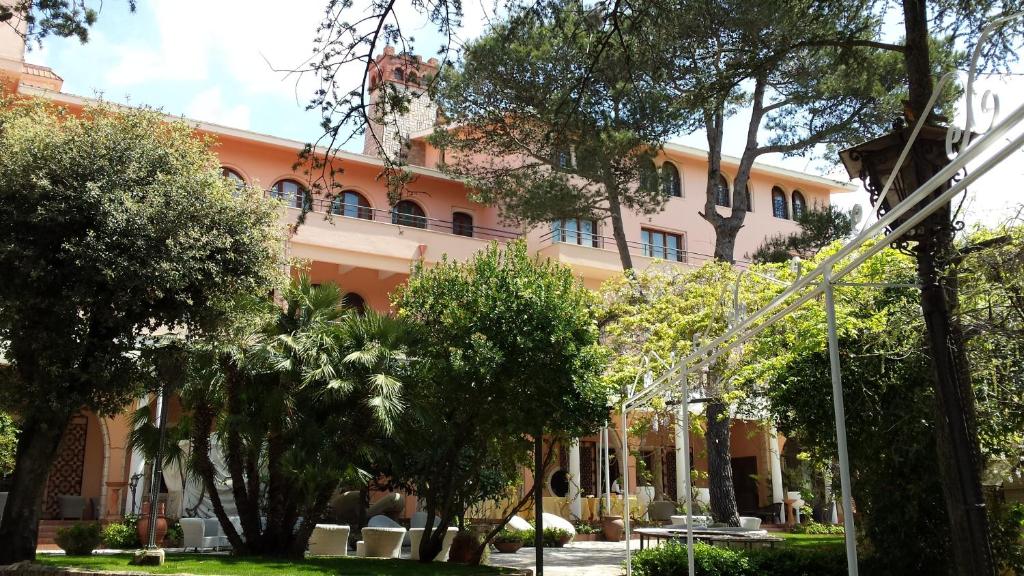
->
488, 540, 640, 576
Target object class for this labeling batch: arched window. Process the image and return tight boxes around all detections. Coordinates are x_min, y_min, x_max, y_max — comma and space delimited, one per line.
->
331, 190, 372, 220
342, 292, 366, 314
714, 173, 730, 207
222, 167, 245, 191
640, 159, 659, 192
662, 162, 681, 198
772, 186, 789, 219
452, 212, 474, 237
392, 200, 427, 229
272, 179, 308, 209
393, 68, 404, 81
792, 190, 806, 220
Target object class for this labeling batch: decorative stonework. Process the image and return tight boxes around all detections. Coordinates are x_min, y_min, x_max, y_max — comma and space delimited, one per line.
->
362, 47, 440, 160
44, 415, 88, 519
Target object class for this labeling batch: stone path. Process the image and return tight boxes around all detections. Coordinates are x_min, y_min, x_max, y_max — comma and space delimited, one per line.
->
488, 540, 642, 576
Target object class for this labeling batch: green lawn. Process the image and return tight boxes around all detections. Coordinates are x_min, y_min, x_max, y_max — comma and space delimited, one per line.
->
35, 553, 514, 576
777, 532, 846, 550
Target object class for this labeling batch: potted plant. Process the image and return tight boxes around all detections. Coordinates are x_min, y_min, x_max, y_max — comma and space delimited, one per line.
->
548, 527, 573, 547
601, 514, 624, 541
492, 529, 524, 553
55, 522, 103, 556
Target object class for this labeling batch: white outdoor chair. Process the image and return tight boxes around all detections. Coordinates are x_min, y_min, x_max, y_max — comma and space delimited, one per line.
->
358, 526, 406, 558
408, 527, 458, 561
180, 518, 221, 552
739, 516, 762, 530
308, 524, 350, 556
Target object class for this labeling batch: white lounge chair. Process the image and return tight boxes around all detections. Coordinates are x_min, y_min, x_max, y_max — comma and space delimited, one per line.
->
308, 524, 350, 556
739, 516, 762, 530
358, 526, 406, 558
408, 527, 458, 561
180, 518, 222, 552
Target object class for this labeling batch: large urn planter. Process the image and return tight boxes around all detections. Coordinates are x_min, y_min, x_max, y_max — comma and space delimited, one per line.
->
136, 501, 168, 546
601, 515, 624, 542
494, 540, 523, 553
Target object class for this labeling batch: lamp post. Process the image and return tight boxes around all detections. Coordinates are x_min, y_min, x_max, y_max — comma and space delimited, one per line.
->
839, 121, 994, 574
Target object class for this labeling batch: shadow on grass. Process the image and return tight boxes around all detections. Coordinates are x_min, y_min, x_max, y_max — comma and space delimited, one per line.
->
36, 552, 511, 575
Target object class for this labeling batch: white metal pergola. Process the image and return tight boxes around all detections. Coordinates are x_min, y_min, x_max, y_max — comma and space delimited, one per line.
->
617, 16, 1024, 575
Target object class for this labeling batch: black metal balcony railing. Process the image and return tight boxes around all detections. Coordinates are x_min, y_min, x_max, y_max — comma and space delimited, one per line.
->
539, 229, 717, 266
276, 194, 521, 242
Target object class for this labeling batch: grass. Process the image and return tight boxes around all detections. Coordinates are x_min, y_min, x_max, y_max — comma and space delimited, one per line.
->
777, 532, 846, 550
35, 553, 513, 576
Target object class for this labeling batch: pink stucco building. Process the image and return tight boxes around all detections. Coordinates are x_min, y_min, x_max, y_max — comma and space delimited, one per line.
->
0, 25, 854, 543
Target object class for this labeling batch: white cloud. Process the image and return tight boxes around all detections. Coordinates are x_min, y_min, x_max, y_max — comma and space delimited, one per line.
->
184, 87, 251, 129
100, 0, 325, 99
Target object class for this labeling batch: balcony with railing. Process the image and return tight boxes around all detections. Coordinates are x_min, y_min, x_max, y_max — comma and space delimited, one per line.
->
536, 227, 714, 282
279, 195, 520, 273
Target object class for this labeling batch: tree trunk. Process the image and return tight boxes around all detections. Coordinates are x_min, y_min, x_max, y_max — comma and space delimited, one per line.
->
918, 229, 994, 575
899, 1, 994, 572
0, 406, 71, 563
607, 189, 634, 270
190, 402, 247, 553
652, 445, 665, 501
706, 400, 739, 526
534, 432, 545, 576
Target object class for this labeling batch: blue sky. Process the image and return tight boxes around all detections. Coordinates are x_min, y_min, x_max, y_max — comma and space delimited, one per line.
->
26, 1, 1024, 226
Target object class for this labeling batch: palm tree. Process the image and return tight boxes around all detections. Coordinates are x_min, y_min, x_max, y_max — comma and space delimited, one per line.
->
184, 275, 411, 557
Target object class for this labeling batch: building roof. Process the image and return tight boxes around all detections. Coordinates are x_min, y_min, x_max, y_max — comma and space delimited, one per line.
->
19, 84, 857, 193
17, 85, 460, 184
409, 126, 859, 192
662, 142, 858, 192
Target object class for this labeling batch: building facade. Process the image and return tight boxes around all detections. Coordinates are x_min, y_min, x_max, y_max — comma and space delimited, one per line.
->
0, 26, 854, 533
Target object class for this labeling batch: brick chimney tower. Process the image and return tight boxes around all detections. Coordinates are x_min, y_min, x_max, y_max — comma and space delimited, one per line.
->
362, 46, 439, 162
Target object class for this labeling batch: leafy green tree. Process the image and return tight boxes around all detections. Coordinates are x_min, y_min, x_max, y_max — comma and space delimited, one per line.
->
750, 246, 951, 574
0, 0, 135, 45
185, 277, 411, 558
391, 241, 609, 564
429, 1, 685, 270
0, 412, 17, 478
752, 206, 856, 264
657, 0, 903, 524
0, 98, 282, 563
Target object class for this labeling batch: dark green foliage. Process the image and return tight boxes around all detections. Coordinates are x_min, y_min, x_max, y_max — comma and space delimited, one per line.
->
54, 523, 102, 555
752, 206, 855, 263
632, 541, 848, 576
0, 0, 136, 45
185, 277, 411, 558
387, 241, 608, 562
790, 521, 845, 535
0, 97, 281, 563
431, 2, 686, 268
492, 530, 527, 544
989, 499, 1024, 574
519, 527, 573, 548
0, 412, 16, 477
100, 516, 140, 549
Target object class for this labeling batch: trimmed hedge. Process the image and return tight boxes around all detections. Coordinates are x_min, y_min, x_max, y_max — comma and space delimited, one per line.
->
631, 541, 847, 576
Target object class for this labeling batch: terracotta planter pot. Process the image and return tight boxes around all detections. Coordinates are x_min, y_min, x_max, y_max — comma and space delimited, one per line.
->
137, 501, 168, 547
556, 532, 573, 546
494, 540, 523, 553
601, 515, 624, 542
